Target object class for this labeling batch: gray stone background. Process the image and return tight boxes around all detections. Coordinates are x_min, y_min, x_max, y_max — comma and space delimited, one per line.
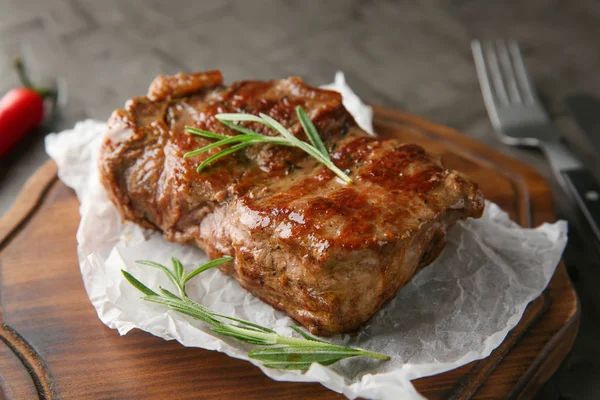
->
0, 1, 599, 399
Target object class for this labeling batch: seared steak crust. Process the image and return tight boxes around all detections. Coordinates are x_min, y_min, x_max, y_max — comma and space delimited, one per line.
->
99, 71, 484, 336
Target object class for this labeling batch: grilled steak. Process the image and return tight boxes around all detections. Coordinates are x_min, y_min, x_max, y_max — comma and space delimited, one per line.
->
99, 71, 484, 336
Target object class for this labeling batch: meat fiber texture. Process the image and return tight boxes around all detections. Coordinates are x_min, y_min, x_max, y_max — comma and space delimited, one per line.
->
45, 73, 567, 400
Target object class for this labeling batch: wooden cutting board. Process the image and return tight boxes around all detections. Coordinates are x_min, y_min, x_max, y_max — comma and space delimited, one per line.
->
0, 107, 579, 400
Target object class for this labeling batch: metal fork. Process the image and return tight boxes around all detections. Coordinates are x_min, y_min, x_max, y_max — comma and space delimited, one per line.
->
472, 39, 600, 241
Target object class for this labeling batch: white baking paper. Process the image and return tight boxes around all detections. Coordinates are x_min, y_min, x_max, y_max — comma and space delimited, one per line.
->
45, 73, 568, 400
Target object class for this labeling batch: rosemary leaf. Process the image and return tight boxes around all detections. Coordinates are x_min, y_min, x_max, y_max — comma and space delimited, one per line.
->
196, 142, 253, 172
136, 260, 180, 289
142, 295, 223, 327
184, 256, 233, 284
121, 270, 158, 296
212, 313, 276, 334
290, 325, 328, 343
212, 327, 277, 346
218, 325, 266, 333
172, 257, 185, 281
186, 126, 229, 140
159, 287, 181, 299
296, 106, 330, 160
183, 135, 257, 158
216, 113, 265, 123
248, 346, 362, 363
256, 113, 298, 142
218, 119, 267, 137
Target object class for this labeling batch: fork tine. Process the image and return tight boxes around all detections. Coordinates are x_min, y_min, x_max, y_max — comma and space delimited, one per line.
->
482, 41, 510, 106
495, 40, 522, 104
472, 40, 499, 113
507, 41, 537, 104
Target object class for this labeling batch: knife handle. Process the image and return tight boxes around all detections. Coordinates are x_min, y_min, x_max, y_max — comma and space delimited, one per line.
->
562, 168, 600, 242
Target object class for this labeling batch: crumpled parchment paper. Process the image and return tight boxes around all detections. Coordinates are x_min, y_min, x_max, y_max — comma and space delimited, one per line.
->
45, 73, 567, 400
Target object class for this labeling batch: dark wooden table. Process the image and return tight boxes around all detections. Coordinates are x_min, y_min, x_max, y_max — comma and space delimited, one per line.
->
0, 1, 599, 399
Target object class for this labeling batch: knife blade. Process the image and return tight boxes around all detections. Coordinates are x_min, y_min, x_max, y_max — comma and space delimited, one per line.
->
565, 94, 600, 158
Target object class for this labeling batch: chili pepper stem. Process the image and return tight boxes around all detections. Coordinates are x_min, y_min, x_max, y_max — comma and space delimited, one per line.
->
13, 56, 56, 100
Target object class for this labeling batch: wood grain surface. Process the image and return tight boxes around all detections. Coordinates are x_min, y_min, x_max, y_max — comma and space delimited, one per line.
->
0, 107, 579, 399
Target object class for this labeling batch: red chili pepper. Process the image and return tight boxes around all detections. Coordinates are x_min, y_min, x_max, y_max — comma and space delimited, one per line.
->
0, 58, 55, 158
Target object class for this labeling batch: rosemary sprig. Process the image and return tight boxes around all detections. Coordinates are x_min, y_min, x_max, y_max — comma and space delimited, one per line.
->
122, 257, 389, 370
183, 106, 353, 184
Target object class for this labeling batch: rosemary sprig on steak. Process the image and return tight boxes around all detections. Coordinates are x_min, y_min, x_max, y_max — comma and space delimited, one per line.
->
183, 105, 353, 183
122, 256, 390, 370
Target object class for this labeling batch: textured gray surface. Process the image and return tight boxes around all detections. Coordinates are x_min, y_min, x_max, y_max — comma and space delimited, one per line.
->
0, 1, 599, 399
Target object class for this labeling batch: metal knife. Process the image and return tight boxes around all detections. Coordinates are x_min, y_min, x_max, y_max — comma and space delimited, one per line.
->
562, 94, 600, 242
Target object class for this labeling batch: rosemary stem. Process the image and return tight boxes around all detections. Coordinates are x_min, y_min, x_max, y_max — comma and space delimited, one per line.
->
274, 335, 328, 347
356, 350, 391, 361
123, 257, 391, 370
276, 336, 389, 359
228, 325, 389, 359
